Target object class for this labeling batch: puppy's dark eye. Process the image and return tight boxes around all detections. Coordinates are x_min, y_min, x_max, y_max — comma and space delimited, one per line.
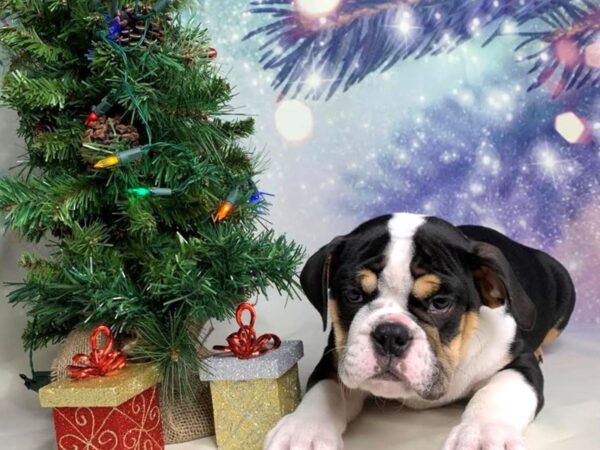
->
429, 296, 453, 314
345, 290, 363, 304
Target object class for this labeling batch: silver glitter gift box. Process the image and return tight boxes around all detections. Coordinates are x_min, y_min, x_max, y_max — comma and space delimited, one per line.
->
200, 340, 303, 450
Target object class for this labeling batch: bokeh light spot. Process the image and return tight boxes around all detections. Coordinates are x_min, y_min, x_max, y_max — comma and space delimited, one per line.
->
553, 38, 580, 69
274, 99, 314, 144
584, 42, 600, 69
296, 0, 341, 18
554, 112, 587, 144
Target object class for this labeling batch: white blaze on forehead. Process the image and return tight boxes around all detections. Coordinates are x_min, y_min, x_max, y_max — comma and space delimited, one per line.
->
338, 213, 435, 398
381, 213, 426, 300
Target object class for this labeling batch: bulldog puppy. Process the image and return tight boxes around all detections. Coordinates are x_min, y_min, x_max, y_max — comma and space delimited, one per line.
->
265, 213, 575, 450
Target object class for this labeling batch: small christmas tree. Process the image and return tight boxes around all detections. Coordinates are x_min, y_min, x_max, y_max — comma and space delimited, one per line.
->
0, 0, 303, 394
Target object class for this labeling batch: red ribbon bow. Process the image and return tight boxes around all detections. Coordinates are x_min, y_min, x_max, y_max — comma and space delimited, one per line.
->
213, 302, 281, 359
67, 324, 127, 380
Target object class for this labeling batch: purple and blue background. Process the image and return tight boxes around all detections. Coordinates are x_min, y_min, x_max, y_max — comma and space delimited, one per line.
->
202, 0, 600, 324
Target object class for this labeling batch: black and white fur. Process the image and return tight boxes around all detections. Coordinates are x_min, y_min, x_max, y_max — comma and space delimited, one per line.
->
265, 213, 575, 450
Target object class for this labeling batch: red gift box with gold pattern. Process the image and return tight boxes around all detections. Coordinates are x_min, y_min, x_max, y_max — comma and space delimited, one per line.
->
39, 363, 164, 450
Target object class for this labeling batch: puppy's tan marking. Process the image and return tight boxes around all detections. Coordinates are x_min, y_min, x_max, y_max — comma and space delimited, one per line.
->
534, 347, 544, 362
447, 312, 480, 364
328, 299, 346, 362
423, 311, 480, 370
412, 274, 442, 300
357, 269, 378, 294
541, 327, 562, 346
421, 324, 453, 383
474, 267, 506, 308
534, 327, 564, 362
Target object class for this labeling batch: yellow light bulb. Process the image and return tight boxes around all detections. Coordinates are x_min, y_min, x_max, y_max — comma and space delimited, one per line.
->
94, 155, 120, 169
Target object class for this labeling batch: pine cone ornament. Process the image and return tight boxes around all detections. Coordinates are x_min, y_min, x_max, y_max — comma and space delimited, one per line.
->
83, 116, 140, 147
32, 121, 52, 137
112, 4, 165, 48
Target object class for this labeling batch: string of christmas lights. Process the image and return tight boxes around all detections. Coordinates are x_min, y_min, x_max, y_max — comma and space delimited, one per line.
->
94, 146, 148, 168
85, 96, 114, 125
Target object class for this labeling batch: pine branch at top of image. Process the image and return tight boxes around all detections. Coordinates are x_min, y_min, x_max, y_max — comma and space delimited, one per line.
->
244, 0, 600, 100
516, 3, 600, 97
0, 0, 303, 395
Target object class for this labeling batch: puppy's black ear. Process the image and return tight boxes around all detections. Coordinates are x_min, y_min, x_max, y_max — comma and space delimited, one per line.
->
472, 242, 536, 331
300, 236, 345, 331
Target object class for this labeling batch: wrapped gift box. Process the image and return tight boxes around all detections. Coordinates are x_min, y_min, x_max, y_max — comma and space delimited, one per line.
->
39, 363, 164, 450
200, 340, 303, 450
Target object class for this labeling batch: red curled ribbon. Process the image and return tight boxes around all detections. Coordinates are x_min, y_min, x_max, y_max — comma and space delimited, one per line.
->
213, 302, 281, 359
67, 324, 127, 380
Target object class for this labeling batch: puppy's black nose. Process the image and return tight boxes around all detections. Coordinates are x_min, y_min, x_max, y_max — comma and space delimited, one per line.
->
371, 322, 411, 358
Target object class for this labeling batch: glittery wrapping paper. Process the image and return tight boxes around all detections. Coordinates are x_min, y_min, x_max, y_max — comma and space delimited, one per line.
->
51, 385, 164, 450
210, 364, 301, 450
40, 364, 161, 408
200, 340, 304, 381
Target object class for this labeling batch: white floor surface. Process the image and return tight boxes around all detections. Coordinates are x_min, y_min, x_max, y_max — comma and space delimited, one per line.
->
1, 328, 599, 450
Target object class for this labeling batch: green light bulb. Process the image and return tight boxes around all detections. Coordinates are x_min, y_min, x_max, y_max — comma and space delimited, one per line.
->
127, 187, 173, 197
128, 187, 151, 197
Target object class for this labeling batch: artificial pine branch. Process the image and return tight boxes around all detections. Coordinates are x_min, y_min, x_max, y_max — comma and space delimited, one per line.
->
245, 0, 597, 99
29, 126, 86, 166
0, 26, 75, 63
1, 71, 81, 109
127, 312, 204, 401
516, 3, 600, 95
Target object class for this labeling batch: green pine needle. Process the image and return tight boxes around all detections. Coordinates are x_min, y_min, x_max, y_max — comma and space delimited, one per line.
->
127, 312, 203, 402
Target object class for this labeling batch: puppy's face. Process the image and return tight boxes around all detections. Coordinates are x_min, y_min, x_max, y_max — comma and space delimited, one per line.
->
301, 213, 535, 401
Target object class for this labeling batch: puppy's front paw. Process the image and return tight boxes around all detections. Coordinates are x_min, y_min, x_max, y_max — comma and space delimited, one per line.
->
442, 420, 526, 450
264, 412, 343, 450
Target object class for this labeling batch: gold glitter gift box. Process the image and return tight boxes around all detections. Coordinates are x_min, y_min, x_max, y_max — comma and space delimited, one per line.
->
200, 340, 304, 450
39, 363, 164, 450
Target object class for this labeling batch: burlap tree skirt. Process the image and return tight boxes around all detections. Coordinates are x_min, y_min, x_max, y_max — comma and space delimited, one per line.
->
51, 327, 215, 444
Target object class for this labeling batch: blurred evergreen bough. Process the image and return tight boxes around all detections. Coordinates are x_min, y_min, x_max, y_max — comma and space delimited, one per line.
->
0, 0, 304, 395
246, 0, 600, 100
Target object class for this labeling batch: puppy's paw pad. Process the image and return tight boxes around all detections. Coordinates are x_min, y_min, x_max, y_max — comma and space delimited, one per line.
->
264, 413, 343, 450
442, 420, 526, 450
